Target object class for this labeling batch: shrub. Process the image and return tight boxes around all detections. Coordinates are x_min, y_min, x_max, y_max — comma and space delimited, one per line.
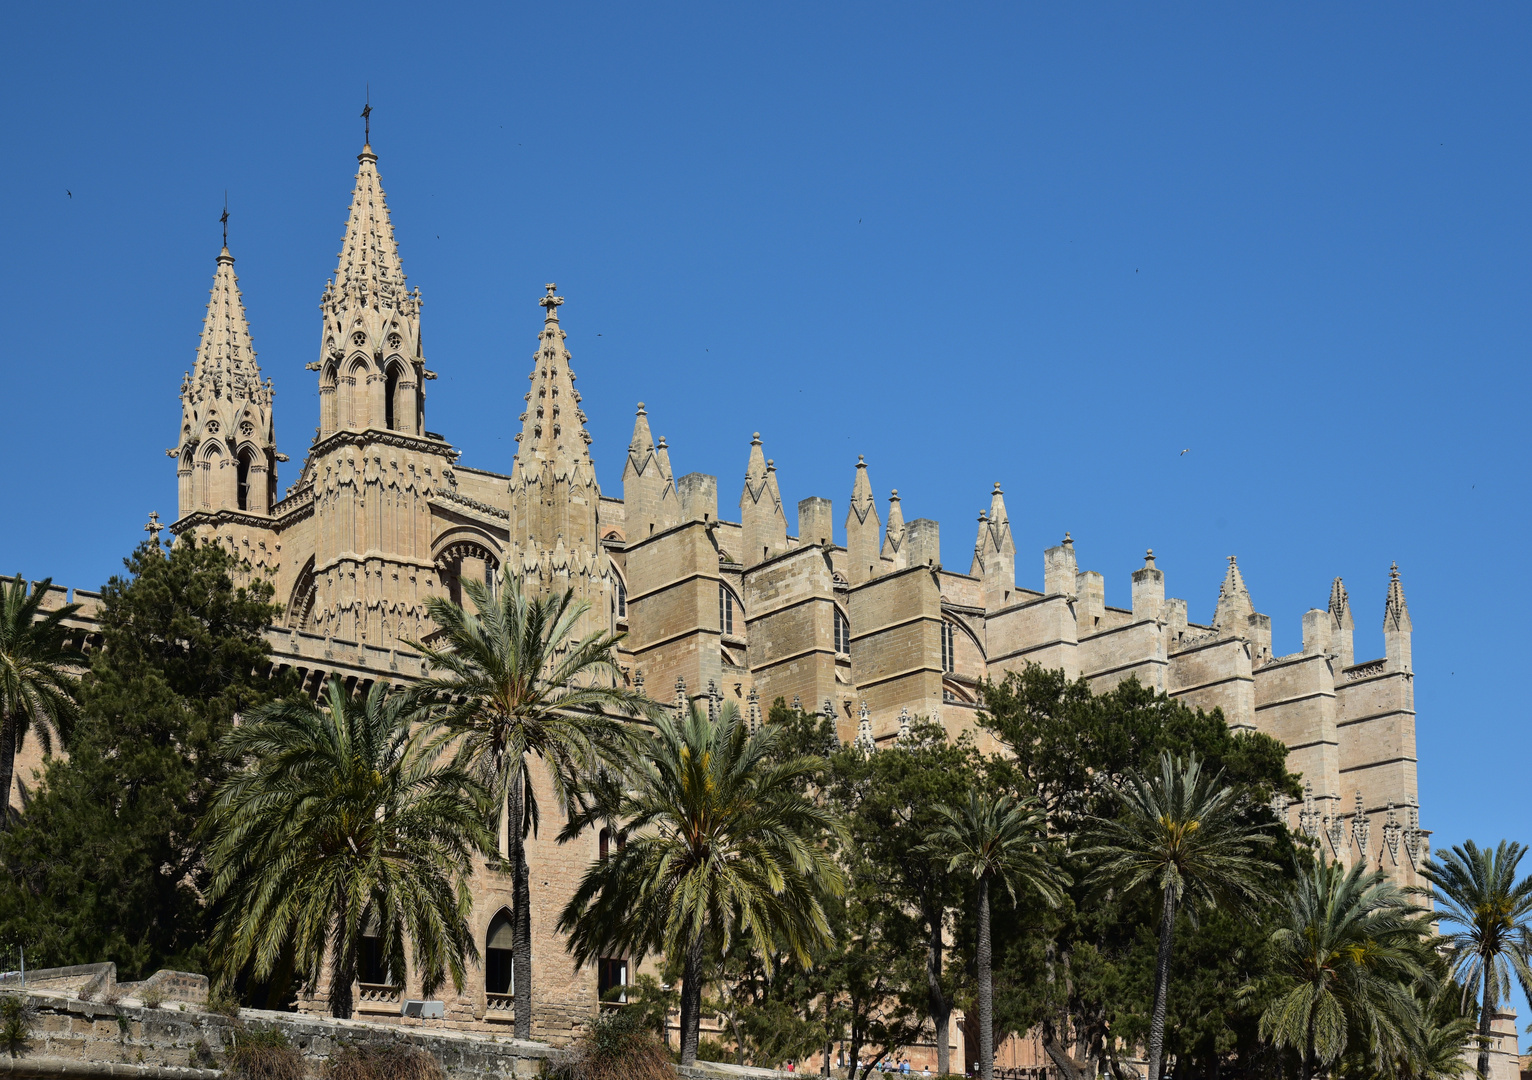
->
226, 1026, 304, 1080
548, 1008, 671, 1080
141, 984, 163, 1009
325, 1041, 446, 1080
206, 985, 241, 1018
0, 995, 35, 1059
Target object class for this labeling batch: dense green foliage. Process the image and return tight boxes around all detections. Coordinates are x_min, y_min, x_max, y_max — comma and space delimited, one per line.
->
206, 678, 491, 1018
558, 700, 845, 1065
0, 574, 84, 825
0, 538, 284, 977
407, 569, 645, 1040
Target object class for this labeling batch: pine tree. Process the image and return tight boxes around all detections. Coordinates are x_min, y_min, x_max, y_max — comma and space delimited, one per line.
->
0, 538, 284, 977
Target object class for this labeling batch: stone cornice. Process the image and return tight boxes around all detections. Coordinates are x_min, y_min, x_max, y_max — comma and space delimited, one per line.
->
309, 427, 459, 462
172, 508, 277, 534
430, 487, 509, 521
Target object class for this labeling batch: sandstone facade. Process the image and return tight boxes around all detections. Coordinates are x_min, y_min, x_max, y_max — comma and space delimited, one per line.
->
17, 136, 1427, 1049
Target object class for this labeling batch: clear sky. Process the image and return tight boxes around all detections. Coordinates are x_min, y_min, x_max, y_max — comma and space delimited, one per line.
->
2, 2, 1529, 1042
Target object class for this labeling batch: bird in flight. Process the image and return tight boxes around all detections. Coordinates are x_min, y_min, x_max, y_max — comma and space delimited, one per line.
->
66, 190, 72, 198
1180, 448, 1190, 455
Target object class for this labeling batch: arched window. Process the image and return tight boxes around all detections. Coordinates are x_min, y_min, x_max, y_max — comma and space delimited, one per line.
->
834, 609, 850, 655
616, 577, 627, 618
485, 910, 514, 995
941, 621, 956, 674
719, 583, 736, 636
236, 450, 253, 512
384, 365, 400, 430
358, 923, 388, 985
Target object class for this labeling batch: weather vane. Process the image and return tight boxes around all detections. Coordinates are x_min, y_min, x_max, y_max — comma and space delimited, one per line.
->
220, 192, 228, 248
361, 85, 371, 144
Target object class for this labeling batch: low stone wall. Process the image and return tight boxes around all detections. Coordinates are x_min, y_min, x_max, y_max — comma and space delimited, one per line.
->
5, 990, 554, 1078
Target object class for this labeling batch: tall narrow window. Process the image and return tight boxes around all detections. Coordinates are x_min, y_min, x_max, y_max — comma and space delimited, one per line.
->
384, 365, 400, 430
617, 577, 627, 618
719, 584, 735, 635
597, 958, 629, 1005
486, 910, 514, 995
941, 621, 956, 674
236, 451, 251, 512
358, 930, 388, 985
834, 609, 850, 654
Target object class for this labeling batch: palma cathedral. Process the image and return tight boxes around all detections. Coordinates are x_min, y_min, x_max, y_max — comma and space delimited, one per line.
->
21, 134, 1430, 1054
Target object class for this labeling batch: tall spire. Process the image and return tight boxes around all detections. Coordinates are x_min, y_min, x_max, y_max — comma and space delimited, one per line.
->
173, 241, 277, 518
846, 456, 881, 585
1383, 564, 1411, 633
332, 144, 407, 315
1328, 576, 1355, 667
508, 285, 610, 636
315, 141, 426, 439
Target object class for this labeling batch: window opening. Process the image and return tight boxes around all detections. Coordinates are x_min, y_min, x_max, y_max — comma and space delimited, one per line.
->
486, 911, 514, 995
597, 958, 629, 1005
384, 366, 400, 430
617, 577, 627, 618
358, 930, 388, 985
719, 584, 735, 636
941, 621, 956, 674
834, 609, 850, 654
236, 452, 251, 511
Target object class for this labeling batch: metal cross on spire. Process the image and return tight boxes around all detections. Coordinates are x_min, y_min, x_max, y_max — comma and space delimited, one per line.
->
361, 85, 372, 145
220, 193, 229, 248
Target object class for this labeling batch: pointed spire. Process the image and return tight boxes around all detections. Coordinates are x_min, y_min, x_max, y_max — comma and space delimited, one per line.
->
622, 403, 675, 537
1328, 576, 1355, 667
1383, 563, 1411, 632
1214, 555, 1255, 631
175, 241, 276, 519
971, 482, 1016, 606
846, 456, 882, 585
332, 142, 408, 315
883, 489, 907, 569
740, 433, 786, 567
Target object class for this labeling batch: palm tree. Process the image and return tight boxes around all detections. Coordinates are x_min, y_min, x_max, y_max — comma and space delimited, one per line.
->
1418, 840, 1532, 1080
407, 569, 648, 1040
1081, 751, 1273, 1080
205, 677, 491, 1018
924, 791, 1067, 1080
0, 575, 83, 826
557, 701, 846, 1065
1259, 856, 1430, 1080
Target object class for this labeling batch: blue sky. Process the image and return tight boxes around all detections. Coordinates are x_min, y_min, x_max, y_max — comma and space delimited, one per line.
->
2, 2, 1529, 1041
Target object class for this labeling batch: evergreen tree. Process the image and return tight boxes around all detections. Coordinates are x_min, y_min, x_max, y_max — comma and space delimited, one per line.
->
0, 538, 284, 977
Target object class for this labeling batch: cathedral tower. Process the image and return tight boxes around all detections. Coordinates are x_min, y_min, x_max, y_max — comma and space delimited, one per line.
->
296, 141, 450, 646
508, 285, 613, 639
172, 242, 278, 518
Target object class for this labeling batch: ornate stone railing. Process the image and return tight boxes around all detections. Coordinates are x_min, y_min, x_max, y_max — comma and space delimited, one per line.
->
484, 991, 515, 1020
1344, 659, 1387, 681
356, 982, 403, 1012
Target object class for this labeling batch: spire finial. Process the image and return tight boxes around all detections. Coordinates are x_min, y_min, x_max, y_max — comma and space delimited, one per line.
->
540, 283, 564, 320
144, 511, 163, 546
636, 402, 646, 415
361, 85, 371, 146
1390, 561, 1400, 581
1145, 548, 1155, 567
220, 192, 229, 250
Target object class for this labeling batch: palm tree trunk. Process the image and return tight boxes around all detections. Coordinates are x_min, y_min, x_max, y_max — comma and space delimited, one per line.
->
1146, 884, 1177, 1080
1476, 974, 1495, 1080
680, 930, 704, 1066
330, 925, 356, 1020
977, 876, 994, 1080
928, 911, 951, 1077
0, 705, 16, 828
509, 769, 533, 1042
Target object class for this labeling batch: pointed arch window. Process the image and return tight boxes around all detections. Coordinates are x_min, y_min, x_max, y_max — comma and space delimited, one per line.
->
485, 910, 514, 995
236, 450, 253, 511
384, 365, 400, 430
941, 621, 956, 674
617, 576, 627, 618
834, 609, 850, 655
